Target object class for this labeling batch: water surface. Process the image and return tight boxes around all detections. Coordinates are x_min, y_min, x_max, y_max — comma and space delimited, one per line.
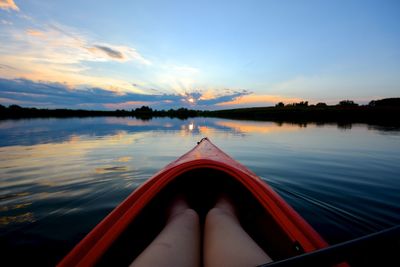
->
1, 117, 399, 265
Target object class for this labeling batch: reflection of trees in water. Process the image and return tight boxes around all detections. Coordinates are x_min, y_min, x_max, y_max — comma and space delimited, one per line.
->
1, 115, 400, 147
368, 125, 400, 135
337, 123, 352, 130
258, 120, 399, 133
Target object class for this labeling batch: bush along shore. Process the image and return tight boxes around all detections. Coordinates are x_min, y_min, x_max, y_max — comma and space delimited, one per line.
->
1, 98, 399, 126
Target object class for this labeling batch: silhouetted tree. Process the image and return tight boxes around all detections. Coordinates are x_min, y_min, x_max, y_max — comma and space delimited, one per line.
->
295, 101, 308, 107
338, 100, 358, 107
9, 104, 22, 110
135, 106, 153, 113
316, 102, 327, 107
275, 102, 284, 108
369, 98, 400, 107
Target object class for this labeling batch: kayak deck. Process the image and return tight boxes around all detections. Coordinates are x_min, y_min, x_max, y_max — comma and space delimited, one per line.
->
59, 138, 330, 266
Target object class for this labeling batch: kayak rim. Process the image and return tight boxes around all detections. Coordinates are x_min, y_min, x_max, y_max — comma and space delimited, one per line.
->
58, 137, 329, 267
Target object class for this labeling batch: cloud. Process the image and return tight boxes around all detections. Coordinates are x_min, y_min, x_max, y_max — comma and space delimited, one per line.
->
1, 18, 205, 99
197, 90, 251, 106
86, 44, 150, 64
0, 78, 257, 110
91, 45, 123, 59
0, 23, 151, 92
216, 94, 302, 108
19, 25, 150, 64
0, 0, 19, 11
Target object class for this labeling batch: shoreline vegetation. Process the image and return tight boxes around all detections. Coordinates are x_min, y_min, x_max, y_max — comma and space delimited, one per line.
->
1, 98, 399, 126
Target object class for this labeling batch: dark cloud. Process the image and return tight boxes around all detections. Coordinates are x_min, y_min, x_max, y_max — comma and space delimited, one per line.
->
197, 90, 250, 106
92, 45, 124, 59
0, 78, 250, 110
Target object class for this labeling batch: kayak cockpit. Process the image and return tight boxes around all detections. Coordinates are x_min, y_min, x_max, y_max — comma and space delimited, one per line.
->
95, 167, 303, 266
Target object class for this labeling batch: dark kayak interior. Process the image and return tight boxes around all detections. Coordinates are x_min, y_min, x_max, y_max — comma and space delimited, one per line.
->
96, 168, 305, 266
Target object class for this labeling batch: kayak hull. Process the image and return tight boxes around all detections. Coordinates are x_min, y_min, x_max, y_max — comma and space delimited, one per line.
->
58, 138, 331, 266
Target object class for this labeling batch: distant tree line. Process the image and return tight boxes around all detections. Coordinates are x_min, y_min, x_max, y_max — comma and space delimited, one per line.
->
130, 106, 199, 119
0, 104, 201, 120
273, 98, 400, 108
204, 98, 400, 126
1, 98, 399, 125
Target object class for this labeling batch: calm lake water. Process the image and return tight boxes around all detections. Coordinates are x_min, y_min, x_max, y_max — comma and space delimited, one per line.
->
1, 117, 400, 266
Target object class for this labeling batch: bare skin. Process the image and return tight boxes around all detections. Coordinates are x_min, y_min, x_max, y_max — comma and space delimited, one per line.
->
203, 196, 273, 267
130, 196, 272, 267
129, 198, 201, 267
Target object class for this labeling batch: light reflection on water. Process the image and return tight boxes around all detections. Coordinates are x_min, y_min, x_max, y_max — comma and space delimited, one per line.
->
0, 117, 399, 265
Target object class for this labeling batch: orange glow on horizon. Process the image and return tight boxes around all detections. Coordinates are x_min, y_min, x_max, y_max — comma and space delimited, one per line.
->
217, 94, 302, 106
199, 90, 217, 100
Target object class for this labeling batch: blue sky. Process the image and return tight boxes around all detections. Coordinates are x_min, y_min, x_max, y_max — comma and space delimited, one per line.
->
0, 0, 399, 110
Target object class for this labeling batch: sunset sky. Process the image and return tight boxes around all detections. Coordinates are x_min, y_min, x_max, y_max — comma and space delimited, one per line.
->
0, 0, 399, 110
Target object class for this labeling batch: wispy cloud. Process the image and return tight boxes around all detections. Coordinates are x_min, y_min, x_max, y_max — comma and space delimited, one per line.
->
0, 0, 19, 11
0, 10, 208, 100
0, 23, 151, 93
18, 25, 151, 64
0, 7, 302, 109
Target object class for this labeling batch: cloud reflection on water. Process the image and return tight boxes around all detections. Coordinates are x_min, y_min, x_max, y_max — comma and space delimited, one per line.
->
1, 117, 399, 230
214, 120, 300, 134
0, 117, 304, 147
0, 117, 304, 226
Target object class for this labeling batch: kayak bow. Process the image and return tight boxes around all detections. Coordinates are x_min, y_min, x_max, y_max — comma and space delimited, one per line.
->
58, 138, 338, 267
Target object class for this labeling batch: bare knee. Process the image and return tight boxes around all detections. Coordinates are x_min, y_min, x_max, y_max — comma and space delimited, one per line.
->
205, 207, 238, 227
180, 208, 199, 221
169, 208, 199, 229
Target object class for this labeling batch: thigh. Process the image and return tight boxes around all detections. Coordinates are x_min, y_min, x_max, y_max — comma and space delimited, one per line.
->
203, 207, 272, 267
130, 209, 201, 267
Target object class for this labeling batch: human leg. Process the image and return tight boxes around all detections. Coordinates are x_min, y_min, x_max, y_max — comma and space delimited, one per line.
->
203, 196, 272, 267
130, 198, 201, 267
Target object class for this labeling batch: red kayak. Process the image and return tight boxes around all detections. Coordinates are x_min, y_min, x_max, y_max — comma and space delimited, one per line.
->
58, 138, 345, 266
